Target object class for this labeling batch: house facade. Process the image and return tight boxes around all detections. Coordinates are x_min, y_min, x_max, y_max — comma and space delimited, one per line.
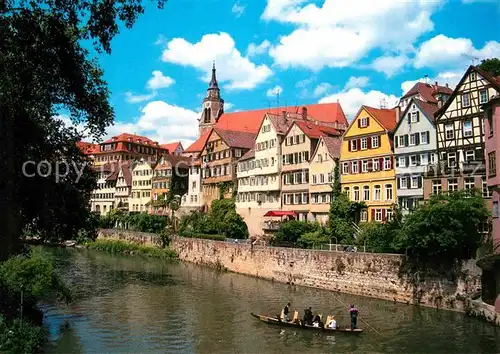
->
181, 159, 204, 211
340, 106, 397, 222
129, 160, 153, 212
393, 98, 439, 213
161, 142, 184, 156
200, 128, 255, 208
90, 162, 118, 215
309, 136, 341, 224
424, 66, 500, 203
114, 161, 133, 211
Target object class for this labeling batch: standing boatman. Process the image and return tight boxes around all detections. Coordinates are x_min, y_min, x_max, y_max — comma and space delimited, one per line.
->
349, 304, 359, 330
283, 302, 291, 322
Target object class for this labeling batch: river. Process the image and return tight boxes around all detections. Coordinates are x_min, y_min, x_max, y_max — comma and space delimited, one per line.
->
41, 246, 500, 353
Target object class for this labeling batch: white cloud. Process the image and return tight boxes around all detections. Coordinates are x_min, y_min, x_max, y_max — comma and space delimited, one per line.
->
371, 55, 408, 77
125, 91, 157, 103
319, 88, 399, 120
232, 2, 246, 17
313, 83, 333, 97
147, 70, 175, 90
344, 76, 370, 90
266, 85, 283, 97
462, 0, 496, 3
56, 115, 89, 138
161, 32, 272, 90
264, 0, 442, 70
224, 102, 235, 111
106, 101, 200, 148
414, 34, 500, 69
247, 40, 271, 56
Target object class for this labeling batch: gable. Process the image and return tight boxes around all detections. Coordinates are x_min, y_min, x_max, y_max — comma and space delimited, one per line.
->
310, 137, 328, 163
256, 115, 277, 142
343, 107, 385, 138
394, 100, 435, 136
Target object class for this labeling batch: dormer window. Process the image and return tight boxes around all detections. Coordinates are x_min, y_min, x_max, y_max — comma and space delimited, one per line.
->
470, 72, 476, 81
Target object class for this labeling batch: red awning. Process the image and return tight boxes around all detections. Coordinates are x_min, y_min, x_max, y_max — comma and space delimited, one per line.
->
263, 211, 297, 217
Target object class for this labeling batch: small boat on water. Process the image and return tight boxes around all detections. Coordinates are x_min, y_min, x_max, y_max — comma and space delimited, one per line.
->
250, 313, 363, 334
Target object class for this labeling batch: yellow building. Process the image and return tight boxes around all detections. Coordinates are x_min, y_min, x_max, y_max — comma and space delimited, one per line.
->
340, 106, 398, 222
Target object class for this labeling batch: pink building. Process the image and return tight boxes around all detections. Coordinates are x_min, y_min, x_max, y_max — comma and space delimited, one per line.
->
481, 94, 500, 313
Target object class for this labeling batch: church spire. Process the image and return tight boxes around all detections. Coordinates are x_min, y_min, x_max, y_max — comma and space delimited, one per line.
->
208, 61, 219, 90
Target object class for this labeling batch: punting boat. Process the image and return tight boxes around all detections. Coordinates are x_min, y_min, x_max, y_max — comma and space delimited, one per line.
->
250, 313, 363, 333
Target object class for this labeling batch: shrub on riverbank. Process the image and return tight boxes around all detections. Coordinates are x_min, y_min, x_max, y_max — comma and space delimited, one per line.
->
99, 210, 170, 234
0, 316, 47, 353
85, 239, 178, 260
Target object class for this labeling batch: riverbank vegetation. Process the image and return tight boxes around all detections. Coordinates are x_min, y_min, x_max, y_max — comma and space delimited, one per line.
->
98, 210, 170, 234
0, 0, 167, 351
179, 199, 248, 240
85, 239, 178, 260
274, 189, 490, 274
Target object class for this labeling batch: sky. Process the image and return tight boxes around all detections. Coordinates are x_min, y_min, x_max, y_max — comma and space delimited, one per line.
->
68, 0, 500, 148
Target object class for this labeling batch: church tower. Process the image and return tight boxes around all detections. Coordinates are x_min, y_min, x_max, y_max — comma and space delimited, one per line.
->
199, 62, 224, 135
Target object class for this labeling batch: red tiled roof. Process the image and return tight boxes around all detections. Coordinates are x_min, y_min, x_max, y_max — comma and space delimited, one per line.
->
414, 100, 439, 121
104, 133, 159, 146
215, 128, 256, 149
364, 106, 398, 131
77, 141, 99, 154
120, 161, 133, 186
294, 121, 341, 139
185, 102, 347, 152
322, 136, 341, 158
239, 148, 255, 161
155, 154, 190, 170
160, 141, 183, 153
402, 82, 453, 103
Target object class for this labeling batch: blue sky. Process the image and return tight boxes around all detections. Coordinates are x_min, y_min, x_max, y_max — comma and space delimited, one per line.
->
82, 0, 500, 148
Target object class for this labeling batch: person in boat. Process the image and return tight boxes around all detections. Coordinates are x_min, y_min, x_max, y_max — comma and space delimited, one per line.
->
283, 302, 291, 322
349, 304, 359, 330
312, 314, 322, 327
327, 316, 337, 329
303, 307, 313, 325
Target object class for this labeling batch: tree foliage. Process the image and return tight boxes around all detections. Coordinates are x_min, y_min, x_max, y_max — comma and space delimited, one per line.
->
100, 211, 170, 234
274, 220, 321, 244
394, 190, 490, 272
327, 193, 365, 244
479, 58, 500, 76
0, 0, 167, 261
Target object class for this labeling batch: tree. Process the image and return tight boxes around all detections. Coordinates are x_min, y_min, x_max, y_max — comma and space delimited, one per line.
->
0, 0, 167, 260
479, 58, 500, 76
394, 190, 490, 272
332, 158, 341, 198
328, 192, 359, 244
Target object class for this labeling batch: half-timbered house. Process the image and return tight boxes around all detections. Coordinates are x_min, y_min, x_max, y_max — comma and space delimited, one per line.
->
424, 65, 500, 203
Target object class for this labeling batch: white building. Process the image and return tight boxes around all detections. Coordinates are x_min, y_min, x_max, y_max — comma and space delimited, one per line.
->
129, 159, 153, 212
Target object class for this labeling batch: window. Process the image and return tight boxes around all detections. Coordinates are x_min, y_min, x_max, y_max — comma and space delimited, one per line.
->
470, 72, 476, 81
445, 124, 454, 139
487, 109, 495, 137
410, 112, 419, 123
400, 177, 408, 189
480, 89, 488, 104
410, 155, 417, 166
371, 136, 380, 148
352, 161, 359, 173
362, 160, 369, 173
373, 185, 381, 200
462, 93, 471, 107
386, 209, 393, 222
463, 121, 473, 137
384, 157, 392, 170
409, 134, 416, 145
312, 175, 317, 184
448, 152, 457, 167
493, 201, 499, 218
399, 136, 405, 147
482, 177, 492, 198
420, 131, 428, 144
488, 152, 497, 177
400, 198, 408, 210
430, 153, 436, 164
350, 140, 358, 151
361, 210, 368, 222
372, 159, 379, 171
464, 177, 475, 190
344, 187, 350, 200
361, 138, 368, 150
353, 187, 360, 201
360, 117, 368, 127
432, 180, 442, 194
420, 154, 428, 165
363, 186, 370, 201
398, 156, 406, 167
375, 209, 382, 222
448, 178, 458, 192
385, 184, 393, 201
411, 176, 419, 189
342, 162, 349, 174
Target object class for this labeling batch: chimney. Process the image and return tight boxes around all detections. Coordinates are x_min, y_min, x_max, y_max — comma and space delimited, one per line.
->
446, 83, 449, 88
301, 106, 307, 120
395, 106, 400, 122
282, 110, 287, 121
435, 81, 438, 87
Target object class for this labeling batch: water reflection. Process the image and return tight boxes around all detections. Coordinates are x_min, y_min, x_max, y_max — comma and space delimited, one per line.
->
42, 247, 500, 353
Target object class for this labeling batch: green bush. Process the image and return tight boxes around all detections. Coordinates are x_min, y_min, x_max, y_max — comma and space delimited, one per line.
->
356, 221, 397, 253
86, 239, 178, 260
0, 316, 47, 354
186, 233, 226, 241
297, 230, 330, 249
274, 220, 321, 244
99, 211, 170, 234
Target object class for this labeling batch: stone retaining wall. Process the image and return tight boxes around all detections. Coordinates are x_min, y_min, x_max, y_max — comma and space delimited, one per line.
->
97, 229, 484, 314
